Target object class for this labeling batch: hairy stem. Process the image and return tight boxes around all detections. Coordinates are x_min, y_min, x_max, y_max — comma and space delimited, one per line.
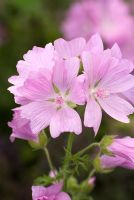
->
63, 133, 74, 186
74, 142, 100, 157
44, 147, 55, 174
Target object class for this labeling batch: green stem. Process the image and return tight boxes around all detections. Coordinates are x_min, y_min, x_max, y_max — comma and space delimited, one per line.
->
63, 133, 74, 184
74, 142, 100, 157
88, 169, 96, 179
44, 147, 55, 174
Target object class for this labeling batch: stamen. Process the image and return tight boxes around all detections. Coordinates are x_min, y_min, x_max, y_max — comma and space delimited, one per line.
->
55, 96, 64, 105
95, 88, 110, 99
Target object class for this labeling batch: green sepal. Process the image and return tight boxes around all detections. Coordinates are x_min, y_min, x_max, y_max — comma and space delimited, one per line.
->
100, 135, 115, 155
67, 101, 77, 108
93, 157, 102, 172
28, 130, 48, 150
66, 176, 79, 193
53, 84, 60, 94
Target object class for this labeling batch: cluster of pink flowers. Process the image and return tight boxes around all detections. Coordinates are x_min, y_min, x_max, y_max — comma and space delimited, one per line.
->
61, 0, 134, 61
8, 34, 134, 140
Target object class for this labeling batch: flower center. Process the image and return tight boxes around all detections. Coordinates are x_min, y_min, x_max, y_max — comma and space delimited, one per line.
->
90, 87, 110, 99
55, 96, 64, 105
95, 88, 110, 99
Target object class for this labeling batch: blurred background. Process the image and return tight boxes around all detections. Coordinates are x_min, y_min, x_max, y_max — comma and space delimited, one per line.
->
0, 0, 134, 199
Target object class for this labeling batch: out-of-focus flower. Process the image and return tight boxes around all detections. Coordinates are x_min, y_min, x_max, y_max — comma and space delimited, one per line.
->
88, 176, 96, 186
8, 110, 37, 142
17, 58, 84, 138
49, 170, 57, 178
61, 0, 134, 46
32, 183, 71, 200
100, 136, 134, 169
82, 43, 134, 134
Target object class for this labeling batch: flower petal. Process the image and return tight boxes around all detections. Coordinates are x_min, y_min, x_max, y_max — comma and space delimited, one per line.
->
111, 43, 122, 59
50, 107, 82, 138
68, 76, 85, 105
32, 186, 47, 200
52, 57, 80, 92
54, 37, 86, 59
98, 95, 134, 123
47, 183, 63, 196
18, 69, 54, 101
103, 74, 134, 93
123, 87, 134, 105
56, 192, 71, 200
8, 110, 37, 142
19, 101, 56, 134
84, 100, 102, 135
85, 33, 103, 53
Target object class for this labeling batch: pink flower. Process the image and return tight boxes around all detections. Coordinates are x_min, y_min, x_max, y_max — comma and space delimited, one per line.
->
8, 110, 37, 142
32, 183, 71, 200
88, 176, 96, 186
61, 0, 134, 45
17, 58, 84, 138
8, 43, 55, 105
100, 136, 134, 169
82, 43, 134, 134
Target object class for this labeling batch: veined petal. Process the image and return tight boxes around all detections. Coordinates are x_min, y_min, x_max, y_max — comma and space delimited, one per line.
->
111, 43, 122, 59
8, 110, 37, 142
32, 186, 47, 200
54, 37, 86, 59
56, 192, 71, 200
47, 183, 63, 196
50, 107, 82, 138
18, 69, 54, 101
122, 87, 134, 105
104, 74, 134, 93
68, 76, 85, 105
82, 50, 111, 85
85, 33, 104, 53
98, 95, 134, 123
52, 57, 80, 92
84, 100, 102, 135
19, 101, 56, 134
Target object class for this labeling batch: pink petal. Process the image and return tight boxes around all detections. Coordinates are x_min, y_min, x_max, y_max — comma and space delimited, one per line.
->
47, 183, 63, 196
102, 74, 134, 93
56, 192, 71, 200
32, 186, 47, 200
84, 100, 102, 135
52, 57, 80, 92
20, 101, 56, 134
18, 69, 54, 101
8, 110, 37, 142
123, 87, 134, 105
68, 76, 85, 105
101, 155, 125, 169
98, 95, 134, 123
54, 37, 86, 59
23, 43, 55, 71
111, 43, 122, 59
50, 107, 82, 138
85, 33, 104, 53
82, 50, 111, 85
